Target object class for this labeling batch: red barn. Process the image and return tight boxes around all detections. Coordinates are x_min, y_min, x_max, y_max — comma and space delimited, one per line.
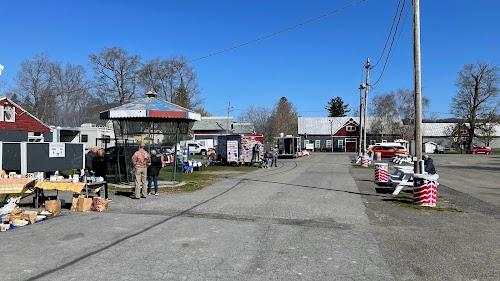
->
0, 97, 51, 142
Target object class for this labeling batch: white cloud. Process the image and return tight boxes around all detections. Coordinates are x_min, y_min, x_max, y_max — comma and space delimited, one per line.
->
0, 64, 4, 76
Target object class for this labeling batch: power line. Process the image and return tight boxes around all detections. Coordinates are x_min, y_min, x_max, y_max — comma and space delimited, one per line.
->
372, 0, 403, 69
371, 0, 407, 87
190, 0, 368, 63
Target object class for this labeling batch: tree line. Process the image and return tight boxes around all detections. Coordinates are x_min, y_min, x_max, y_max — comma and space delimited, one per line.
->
239, 97, 298, 144
2, 47, 206, 126
323, 62, 499, 150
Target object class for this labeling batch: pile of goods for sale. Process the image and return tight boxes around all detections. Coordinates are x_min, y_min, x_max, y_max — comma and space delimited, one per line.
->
0, 197, 51, 232
0, 195, 110, 233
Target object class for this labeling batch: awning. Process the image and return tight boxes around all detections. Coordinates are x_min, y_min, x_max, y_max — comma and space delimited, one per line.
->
100, 92, 201, 121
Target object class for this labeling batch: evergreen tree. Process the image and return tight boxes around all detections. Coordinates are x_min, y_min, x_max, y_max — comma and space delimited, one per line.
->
172, 78, 191, 109
270, 97, 298, 136
325, 96, 350, 117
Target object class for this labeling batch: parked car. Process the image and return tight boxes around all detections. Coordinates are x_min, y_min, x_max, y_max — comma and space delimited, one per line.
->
434, 145, 444, 154
369, 145, 408, 158
186, 142, 208, 155
470, 146, 492, 155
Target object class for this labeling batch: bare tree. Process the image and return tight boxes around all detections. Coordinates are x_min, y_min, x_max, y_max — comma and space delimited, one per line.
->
89, 47, 141, 105
451, 63, 499, 150
139, 57, 201, 109
15, 54, 59, 124
370, 89, 429, 140
370, 93, 400, 138
52, 63, 92, 126
239, 105, 273, 142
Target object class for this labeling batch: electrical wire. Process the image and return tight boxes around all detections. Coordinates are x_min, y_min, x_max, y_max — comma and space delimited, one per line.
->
371, 0, 407, 87
372, 0, 403, 69
190, 0, 368, 63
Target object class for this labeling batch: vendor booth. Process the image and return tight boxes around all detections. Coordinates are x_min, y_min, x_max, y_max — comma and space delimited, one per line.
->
100, 90, 201, 182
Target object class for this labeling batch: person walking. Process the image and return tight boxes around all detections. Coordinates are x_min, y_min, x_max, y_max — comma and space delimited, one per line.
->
147, 149, 162, 196
131, 143, 150, 199
272, 145, 279, 167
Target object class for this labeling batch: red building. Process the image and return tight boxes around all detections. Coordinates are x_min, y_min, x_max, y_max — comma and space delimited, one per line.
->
0, 97, 51, 142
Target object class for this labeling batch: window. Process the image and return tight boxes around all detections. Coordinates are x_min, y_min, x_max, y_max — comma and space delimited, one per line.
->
314, 140, 321, 149
81, 134, 88, 143
325, 140, 332, 148
304, 140, 310, 145
338, 139, 344, 148
4, 106, 15, 122
346, 125, 356, 132
370, 140, 376, 145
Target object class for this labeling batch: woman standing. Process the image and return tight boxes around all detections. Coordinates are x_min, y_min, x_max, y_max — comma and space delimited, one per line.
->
147, 149, 162, 196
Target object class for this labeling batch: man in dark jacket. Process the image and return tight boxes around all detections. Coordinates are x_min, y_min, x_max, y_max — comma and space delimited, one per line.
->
85, 146, 98, 175
147, 149, 162, 196
423, 155, 437, 174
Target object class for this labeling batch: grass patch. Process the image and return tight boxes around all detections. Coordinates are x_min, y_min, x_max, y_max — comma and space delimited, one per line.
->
157, 165, 258, 193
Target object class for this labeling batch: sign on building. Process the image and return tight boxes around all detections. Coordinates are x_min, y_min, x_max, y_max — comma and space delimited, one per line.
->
227, 140, 239, 162
49, 142, 65, 158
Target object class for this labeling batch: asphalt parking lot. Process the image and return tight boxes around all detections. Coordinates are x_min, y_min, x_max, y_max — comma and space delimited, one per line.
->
1, 153, 498, 280
430, 154, 500, 208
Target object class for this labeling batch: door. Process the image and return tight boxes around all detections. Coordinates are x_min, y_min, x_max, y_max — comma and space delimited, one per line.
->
345, 139, 357, 152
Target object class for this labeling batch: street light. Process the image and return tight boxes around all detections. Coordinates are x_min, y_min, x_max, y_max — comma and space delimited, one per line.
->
328, 118, 334, 152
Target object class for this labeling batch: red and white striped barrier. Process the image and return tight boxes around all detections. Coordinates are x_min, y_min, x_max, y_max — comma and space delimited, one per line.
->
361, 156, 370, 167
413, 174, 439, 207
374, 163, 389, 184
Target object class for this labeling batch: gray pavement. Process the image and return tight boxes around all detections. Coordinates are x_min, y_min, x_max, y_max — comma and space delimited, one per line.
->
0, 153, 498, 280
430, 154, 500, 207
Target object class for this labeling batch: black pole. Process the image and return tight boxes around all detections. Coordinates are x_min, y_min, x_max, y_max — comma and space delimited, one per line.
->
173, 124, 179, 181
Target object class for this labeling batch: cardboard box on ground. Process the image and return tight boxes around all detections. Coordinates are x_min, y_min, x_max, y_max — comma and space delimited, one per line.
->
70, 195, 109, 212
44, 200, 61, 216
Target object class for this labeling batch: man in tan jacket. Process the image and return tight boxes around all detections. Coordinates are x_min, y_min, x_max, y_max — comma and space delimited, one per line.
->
131, 143, 150, 199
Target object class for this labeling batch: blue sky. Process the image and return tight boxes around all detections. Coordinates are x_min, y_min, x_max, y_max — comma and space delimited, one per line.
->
0, 0, 499, 118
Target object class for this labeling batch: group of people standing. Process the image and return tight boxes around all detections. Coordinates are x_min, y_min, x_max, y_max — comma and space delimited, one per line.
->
131, 143, 163, 199
252, 143, 278, 168
85, 144, 163, 200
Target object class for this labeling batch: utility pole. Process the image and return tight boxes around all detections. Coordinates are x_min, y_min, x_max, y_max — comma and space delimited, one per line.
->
413, 0, 424, 173
363, 58, 371, 156
226, 100, 233, 135
358, 83, 365, 156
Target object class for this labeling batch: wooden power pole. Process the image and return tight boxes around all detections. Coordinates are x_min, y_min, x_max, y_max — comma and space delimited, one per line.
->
358, 83, 365, 156
363, 58, 371, 156
413, 0, 424, 173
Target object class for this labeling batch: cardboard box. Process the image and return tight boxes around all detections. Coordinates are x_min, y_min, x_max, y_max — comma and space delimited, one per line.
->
77, 197, 93, 212
44, 200, 61, 216
22, 211, 38, 224
70, 196, 80, 212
